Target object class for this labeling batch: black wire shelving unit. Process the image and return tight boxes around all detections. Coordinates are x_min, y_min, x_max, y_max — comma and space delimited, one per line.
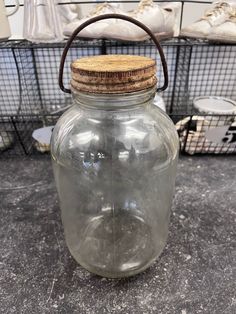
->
1, 1, 236, 155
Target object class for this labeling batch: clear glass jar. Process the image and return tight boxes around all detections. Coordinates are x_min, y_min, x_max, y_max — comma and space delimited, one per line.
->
51, 86, 179, 278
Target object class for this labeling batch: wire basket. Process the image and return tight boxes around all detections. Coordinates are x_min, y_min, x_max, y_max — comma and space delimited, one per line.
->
0, 37, 236, 155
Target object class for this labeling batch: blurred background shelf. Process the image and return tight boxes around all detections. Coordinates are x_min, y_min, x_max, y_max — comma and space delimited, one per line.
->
0, 38, 236, 156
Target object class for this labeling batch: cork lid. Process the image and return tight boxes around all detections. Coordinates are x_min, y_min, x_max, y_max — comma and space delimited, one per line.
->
71, 55, 157, 94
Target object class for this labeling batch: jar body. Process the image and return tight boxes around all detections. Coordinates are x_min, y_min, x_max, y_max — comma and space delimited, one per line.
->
51, 90, 179, 278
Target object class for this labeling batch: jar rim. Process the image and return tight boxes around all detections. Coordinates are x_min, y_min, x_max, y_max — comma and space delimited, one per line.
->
71, 86, 157, 109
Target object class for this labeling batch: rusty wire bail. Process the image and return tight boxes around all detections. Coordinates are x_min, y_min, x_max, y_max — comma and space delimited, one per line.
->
59, 14, 169, 94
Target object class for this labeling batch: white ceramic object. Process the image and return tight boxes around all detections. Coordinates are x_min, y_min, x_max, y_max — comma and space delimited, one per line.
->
193, 96, 236, 114
58, 0, 81, 29
63, 2, 124, 38
0, 131, 14, 151
181, 1, 236, 40
193, 96, 236, 126
24, 0, 63, 43
32, 126, 54, 153
209, 14, 236, 43
0, 0, 19, 40
64, 0, 180, 40
103, 0, 181, 41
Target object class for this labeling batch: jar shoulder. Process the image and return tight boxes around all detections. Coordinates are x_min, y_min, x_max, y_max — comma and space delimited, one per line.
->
51, 105, 179, 163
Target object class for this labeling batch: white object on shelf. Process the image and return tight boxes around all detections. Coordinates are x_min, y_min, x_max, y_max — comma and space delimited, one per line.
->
194, 96, 236, 126
63, 2, 124, 38
0, 131, 14, 151
103, 0, 181, 41
193, 96, 236, 114
0, 0, 19, 40
32, 126, 54, 153
58, 0, 81, 29
23, 0, 63, 43
176, 95, 236, 154
180, 1, 236, 40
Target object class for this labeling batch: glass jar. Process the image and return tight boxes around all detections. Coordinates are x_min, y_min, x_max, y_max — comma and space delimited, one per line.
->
51, 14, 179, 278
51, 86, 179, 278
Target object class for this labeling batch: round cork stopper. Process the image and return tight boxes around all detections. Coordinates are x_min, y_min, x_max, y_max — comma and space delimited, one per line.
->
71, 55, 157, 94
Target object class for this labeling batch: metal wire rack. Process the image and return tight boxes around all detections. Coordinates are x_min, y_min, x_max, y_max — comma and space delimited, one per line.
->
1, 38, 236, 156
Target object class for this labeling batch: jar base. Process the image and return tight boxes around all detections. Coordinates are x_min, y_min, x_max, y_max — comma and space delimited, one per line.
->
70, 249, 165, 279
64, 211, 167, 278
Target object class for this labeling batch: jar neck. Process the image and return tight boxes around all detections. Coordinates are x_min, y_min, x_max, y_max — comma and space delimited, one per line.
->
72, 87, 156, 110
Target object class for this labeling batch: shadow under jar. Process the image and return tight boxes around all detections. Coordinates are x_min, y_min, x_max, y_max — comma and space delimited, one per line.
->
51, 54, 179, 278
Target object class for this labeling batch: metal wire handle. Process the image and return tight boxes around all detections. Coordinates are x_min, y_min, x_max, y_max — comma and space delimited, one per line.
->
59, 13, 169, 94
